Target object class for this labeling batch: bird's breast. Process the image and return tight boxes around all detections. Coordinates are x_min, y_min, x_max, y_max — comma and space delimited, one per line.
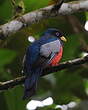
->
50, 47, 63, 66
40, 40, 61, 58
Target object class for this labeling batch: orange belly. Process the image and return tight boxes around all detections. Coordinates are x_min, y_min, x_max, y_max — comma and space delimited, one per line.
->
50, 47, 63, 66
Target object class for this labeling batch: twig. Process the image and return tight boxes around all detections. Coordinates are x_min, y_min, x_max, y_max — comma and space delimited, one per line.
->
51, 0, 64, 12
0, 0, 88, 39
0, 55, 88, 91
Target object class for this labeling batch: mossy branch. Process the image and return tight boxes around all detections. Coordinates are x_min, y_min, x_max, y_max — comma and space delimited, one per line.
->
0, 55, 88, 91
0, 0, 88, 39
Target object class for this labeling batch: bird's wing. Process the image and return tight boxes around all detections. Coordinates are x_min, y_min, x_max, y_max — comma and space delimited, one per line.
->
40, 40, 61, 57
23, 39, 62, 74
32, 39, 62, 68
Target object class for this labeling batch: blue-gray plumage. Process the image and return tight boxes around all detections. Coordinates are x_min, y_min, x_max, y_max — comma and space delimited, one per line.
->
22, 28, 66, 99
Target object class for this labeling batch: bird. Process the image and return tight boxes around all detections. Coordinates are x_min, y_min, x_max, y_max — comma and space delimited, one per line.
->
22, 28, 67, 100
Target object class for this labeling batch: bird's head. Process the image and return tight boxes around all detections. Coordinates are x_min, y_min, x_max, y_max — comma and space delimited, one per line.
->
45, 28, 67, 42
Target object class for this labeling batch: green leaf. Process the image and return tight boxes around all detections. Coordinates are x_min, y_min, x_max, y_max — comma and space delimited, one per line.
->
62, 34, 80, 61
83, 79, 88, 95
24, 0, 50, 12
4, 86, 27, 110
85, 12, 88, 20
0, 0, 12, 22
0, 49, 17, 67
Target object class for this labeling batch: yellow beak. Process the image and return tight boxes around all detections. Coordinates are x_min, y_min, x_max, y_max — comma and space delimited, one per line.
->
60, 36, 67, 42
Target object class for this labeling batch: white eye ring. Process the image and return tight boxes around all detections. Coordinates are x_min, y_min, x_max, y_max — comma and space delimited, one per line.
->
56, 32, 60, 36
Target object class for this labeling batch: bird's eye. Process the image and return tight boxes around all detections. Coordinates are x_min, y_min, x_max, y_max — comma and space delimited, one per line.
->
56, 32, 60, 36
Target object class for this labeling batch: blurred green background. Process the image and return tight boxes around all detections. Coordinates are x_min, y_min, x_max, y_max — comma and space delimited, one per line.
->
0, 0, 88, 110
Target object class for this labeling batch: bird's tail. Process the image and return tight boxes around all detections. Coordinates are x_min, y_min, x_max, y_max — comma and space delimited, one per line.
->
23, 68, 42, 100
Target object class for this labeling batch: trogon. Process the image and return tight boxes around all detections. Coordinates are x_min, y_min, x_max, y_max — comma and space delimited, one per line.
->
22, 28, 67, 99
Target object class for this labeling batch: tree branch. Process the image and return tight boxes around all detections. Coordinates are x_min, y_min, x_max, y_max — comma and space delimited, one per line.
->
0, 0, 88, 39
0, 55, 88, 91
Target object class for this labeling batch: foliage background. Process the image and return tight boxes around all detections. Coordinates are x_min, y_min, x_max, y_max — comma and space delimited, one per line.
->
0, 0, 88, 110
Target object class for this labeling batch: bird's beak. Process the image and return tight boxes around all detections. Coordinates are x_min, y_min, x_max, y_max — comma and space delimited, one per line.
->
60, 36, 67, 42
